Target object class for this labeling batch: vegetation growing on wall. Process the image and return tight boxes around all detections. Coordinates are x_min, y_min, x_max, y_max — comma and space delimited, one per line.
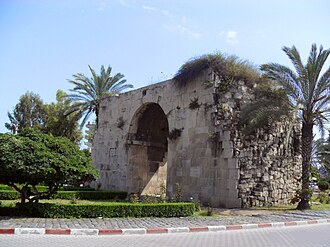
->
117, 116, 125, 129
168, 128, 183, 140
174, 53, 260, 87
189, 97, 201, 109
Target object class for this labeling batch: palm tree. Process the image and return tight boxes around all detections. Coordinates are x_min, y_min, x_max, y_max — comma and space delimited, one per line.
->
259, 44, 330, 210
67, 65, 133, 128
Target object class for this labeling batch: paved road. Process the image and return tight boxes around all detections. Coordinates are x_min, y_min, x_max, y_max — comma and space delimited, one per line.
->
1, 224, 329, 247
1, 210, 329, 229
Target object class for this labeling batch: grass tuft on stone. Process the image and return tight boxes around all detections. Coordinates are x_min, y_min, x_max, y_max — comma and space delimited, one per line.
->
174, 52, 261, 87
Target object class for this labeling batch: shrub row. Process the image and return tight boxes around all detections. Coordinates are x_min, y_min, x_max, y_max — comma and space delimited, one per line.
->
53, 191, 127, 200
0, 190, 127, 200
0, 185, 14, 191
59, 187, 95, 191
16, 202, 195, 218
0, 190, 19, 200
0, 206, 19, 216
0, 185, 95, 192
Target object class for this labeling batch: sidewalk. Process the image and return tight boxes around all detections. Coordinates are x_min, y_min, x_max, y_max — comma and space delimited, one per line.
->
0, 209, 329, 235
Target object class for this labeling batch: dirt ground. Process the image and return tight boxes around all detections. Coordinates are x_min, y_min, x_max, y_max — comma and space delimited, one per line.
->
202, 207, 283, 216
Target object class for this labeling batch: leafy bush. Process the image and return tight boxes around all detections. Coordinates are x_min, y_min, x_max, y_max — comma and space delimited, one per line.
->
0, 129, 98, 203
0, 206, 19, 216
0, 185, 15, 191
318, 181, 329, 191
0, 190, 19, 200
59, 187, 95, 191
0, 190, 126, 201
16, 202, 195, 218
53, 191, 127, 200
0, 184, 96, 192
140, 195, 162, 204
316, 192, 329, 204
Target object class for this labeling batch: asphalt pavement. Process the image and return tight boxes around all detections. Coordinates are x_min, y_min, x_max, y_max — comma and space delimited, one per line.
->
1, 224, 330, 247
0, 209, 329, 236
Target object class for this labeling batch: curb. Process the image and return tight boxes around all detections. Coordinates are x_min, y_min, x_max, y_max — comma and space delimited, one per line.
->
0, 219, 329, 236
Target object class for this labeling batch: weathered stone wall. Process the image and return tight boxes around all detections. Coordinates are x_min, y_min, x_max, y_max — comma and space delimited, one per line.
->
211, 75, 301, 207
92, 69, 302, 208
236, 125, 302, 207
93, 70, 222, 204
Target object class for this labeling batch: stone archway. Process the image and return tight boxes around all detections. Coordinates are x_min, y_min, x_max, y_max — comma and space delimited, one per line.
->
126, 103, 169, 195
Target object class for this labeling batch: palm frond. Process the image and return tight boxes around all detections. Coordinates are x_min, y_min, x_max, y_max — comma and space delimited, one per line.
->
239, 82, 292, 134
66, 65, 133, 128
260, 63, 305, 103
282, 45, 306, 81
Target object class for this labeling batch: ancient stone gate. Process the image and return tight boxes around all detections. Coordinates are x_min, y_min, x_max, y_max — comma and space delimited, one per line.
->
92, 70, 301, 208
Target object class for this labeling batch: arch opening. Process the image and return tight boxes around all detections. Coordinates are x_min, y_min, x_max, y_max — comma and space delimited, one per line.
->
127, 103, 169, 196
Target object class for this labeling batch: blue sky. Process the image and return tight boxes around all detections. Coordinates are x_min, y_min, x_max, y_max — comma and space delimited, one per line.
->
1, 0, 329, 135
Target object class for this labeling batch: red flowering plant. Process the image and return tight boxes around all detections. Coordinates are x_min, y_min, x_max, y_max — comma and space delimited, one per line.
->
290, 189, 313, 204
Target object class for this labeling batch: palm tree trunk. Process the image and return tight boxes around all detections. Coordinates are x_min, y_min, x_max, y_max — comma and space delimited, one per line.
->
296, 121, 313, 210
95, 106, 99, 129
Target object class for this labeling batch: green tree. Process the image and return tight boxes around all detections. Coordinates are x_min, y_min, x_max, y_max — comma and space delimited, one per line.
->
244, 44, 330, 210
43, 90, 82, 143
84, 121, 96, 149
5, 92, 46, 133
0, 128, 98, 203
67, 65, 133, 128
316, 134, 330, 176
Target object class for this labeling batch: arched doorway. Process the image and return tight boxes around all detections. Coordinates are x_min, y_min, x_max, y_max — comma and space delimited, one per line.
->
126, 103, 169, 195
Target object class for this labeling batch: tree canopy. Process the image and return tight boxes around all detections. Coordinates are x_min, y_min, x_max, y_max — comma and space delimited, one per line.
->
43, 90, 83, 143
5, 90, 83, 143
0, 128, 98, 203
5, 91, 46, 134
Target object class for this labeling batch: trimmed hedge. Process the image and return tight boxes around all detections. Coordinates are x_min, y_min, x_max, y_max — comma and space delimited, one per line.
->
53, 191, 127, 200
0, 185, 15, 191
0, 190, 19, 200
59, 187, 95, 191
16, 202, 195, 218
0, 206, 19, 216
0, 185, 95, 192
0, 190, 127, 201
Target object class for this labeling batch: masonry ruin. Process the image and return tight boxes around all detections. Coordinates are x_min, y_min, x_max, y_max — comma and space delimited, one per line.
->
92, 69, 302, 208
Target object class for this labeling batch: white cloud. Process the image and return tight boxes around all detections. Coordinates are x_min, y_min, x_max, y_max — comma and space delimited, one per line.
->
163, 23, 201, 39
161, 10, 173, 18
177, 25, 201, 39
226, 31, 239, 44
118, 0, 134, 7
142, 5, 157, 11
141, 5, 174, 18
218, 31, 225, 36
97, 2, 107, 11
140, 6, 200, 39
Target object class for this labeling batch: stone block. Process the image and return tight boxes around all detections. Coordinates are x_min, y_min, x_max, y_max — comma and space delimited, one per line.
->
222, 148, 233, 158
190, 167, 201, 178
225, 198, 241, 208
221, 130, 231, 141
